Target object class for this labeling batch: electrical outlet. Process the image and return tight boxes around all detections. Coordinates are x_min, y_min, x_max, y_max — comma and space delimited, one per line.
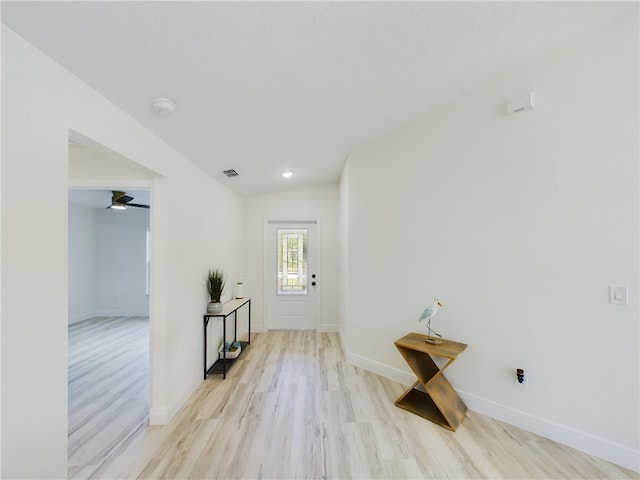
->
515, 369, 528, 389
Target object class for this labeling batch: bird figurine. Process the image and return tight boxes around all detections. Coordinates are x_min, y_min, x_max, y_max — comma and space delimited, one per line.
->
418, 298, 443, 344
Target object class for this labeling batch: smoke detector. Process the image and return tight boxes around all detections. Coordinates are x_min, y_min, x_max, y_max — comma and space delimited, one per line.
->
506, 92, 535, 115
152, 98, 175, 117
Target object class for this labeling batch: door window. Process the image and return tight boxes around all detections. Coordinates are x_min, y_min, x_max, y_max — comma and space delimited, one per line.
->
277, 228, 308, 295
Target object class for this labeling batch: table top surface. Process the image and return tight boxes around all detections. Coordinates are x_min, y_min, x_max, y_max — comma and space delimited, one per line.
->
204, 297, 251, 318
394, 332, 467, 358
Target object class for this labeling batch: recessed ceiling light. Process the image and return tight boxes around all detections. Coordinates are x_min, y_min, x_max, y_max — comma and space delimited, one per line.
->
281, 171, 294, 178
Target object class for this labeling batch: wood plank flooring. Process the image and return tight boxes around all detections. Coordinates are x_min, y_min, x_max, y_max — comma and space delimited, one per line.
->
69, 325, 637, 479
68, 316, 149, 479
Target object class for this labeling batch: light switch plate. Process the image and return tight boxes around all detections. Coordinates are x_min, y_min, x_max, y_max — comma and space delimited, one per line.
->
609, 285, 629, 305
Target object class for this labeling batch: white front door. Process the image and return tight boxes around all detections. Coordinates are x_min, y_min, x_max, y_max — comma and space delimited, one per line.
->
265, 221, 318, 330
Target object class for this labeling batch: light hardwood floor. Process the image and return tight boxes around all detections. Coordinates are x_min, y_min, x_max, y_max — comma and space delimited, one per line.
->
68, 316, 149, 479
69, 322, 637, 479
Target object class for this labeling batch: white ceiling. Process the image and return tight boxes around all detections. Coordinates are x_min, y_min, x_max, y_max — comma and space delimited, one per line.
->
2, 1, 633, 197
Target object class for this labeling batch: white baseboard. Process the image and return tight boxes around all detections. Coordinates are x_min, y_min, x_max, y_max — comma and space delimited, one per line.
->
252, 324, 338, 332
343, 340, 639, 473
69, 309, 149, 323
459, 391, 639, 473
68, 311, 100, 324
96, 308, 149, 317
251, 323, 266, 333
149, 376, 201, 425
345, 349, 415, 386
148, 407, 169, 425
318, 323, 340, 332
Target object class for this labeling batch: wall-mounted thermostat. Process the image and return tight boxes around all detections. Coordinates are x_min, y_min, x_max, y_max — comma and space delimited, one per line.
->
507, 92, 535, 114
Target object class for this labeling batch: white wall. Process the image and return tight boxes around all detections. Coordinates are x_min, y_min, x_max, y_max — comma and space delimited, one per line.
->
339, 164, 351, 334
340, 11, 638, 471
96, 207, 150, 316
69, 142, 158, 180
69, 204, 150, 322
1, 25, 242, 478
69, 147, 152, 320
243, 183, 340, 331
68, 204, 99, 322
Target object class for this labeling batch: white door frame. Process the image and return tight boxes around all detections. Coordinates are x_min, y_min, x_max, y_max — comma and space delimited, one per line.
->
68, 131, 170, 425
67, 177, 166, 424
263, 219, 320, 330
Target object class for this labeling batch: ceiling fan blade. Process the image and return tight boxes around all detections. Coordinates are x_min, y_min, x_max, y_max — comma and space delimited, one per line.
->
108, 191, 148, 209
116, 195, 134, 204
112, 190, 134, 204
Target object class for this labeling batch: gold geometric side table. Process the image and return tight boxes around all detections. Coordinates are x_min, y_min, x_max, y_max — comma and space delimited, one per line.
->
394, 332, 468, 431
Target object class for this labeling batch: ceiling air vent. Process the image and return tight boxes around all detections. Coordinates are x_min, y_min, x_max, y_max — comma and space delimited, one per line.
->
223, 169, 239, 178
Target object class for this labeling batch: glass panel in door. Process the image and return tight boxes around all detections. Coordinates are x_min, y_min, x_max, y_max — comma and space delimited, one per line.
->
277, 228, 308, 295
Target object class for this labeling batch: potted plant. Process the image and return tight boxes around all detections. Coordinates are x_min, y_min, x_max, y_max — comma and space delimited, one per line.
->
207, 269, 226, 314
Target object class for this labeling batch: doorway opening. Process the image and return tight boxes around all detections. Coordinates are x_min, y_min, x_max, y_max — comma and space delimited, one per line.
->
67, 133, 159, 476
67, 187, 150, 476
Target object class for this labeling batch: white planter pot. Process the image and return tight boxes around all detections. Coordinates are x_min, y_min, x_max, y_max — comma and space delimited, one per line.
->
207, 302, 223, 314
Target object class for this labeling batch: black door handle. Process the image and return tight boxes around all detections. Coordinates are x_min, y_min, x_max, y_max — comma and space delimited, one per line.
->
312, 281, 316, 286
312, 274, 316, 279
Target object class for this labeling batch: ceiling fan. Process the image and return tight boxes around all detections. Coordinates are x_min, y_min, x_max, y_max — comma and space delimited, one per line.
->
107, 191, 149, 210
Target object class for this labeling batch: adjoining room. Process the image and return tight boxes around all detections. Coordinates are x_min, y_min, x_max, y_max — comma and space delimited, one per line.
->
68, 187, 150, 477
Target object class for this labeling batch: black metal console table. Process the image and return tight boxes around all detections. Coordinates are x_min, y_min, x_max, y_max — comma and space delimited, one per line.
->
203, 297, 251, 379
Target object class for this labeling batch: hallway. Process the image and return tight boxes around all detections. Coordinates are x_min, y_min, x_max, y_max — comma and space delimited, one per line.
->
77, 330, 634, 479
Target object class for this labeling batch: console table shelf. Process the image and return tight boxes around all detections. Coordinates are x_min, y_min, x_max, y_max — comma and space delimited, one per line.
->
205, 341, 250, 376
203, 297, 251, 379
394, 332, 467, 431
